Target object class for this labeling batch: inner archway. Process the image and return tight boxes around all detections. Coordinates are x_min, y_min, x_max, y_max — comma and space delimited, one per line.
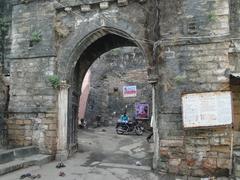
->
56, 28, 152, 164
68, 29, 146, 150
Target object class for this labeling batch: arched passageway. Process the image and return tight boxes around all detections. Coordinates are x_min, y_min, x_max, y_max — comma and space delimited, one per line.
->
56, 27, 151, 160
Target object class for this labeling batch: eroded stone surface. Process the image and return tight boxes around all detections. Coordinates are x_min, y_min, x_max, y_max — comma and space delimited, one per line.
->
1, 0, 240, 177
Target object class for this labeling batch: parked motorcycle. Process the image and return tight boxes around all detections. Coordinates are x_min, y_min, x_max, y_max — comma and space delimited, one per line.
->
116, 120, 143, 135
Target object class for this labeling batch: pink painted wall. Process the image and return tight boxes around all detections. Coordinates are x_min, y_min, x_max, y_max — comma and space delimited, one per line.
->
78, 70, 91, 124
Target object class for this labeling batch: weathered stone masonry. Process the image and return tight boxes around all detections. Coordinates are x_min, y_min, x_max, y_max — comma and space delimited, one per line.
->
3, 0, 240, 177
156, 41, 232, 176
84, 47, 151, 126
151, 0, 240, 176
7, 1, 57, 153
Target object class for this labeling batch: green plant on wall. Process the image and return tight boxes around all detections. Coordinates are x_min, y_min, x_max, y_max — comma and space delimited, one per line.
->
208, 12, 217, 22
174, 73, 187, 85
48, 75, 60, 89
31, 31, 42, 43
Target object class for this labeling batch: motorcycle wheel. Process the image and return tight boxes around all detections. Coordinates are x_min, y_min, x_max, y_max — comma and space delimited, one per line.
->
116, 127, 125, 135
135, 126, 143, 135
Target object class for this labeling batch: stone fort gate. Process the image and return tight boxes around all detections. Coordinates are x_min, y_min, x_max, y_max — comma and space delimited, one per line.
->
7, 0, 240, 177
8, 0, 153, 161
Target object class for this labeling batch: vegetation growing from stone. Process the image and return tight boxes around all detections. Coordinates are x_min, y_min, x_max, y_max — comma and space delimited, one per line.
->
174, 73, 187, 85
30, 31, 42, 44
208, 12, 217, 22
48, 75, 60, 89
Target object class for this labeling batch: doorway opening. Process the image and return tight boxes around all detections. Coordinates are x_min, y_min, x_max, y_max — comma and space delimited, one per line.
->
57, 28, 154, 168
77, 46, 153, 168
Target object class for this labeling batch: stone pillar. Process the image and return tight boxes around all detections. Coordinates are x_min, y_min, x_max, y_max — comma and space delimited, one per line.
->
148, 77, 159, 169
56, 81, 70, 161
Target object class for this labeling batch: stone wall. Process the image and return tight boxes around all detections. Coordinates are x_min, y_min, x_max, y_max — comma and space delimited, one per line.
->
158, 0, 229, 38
84, 47, 151, 126
5, 0, 240, 177
5, 1, 57, 153
6, 0, 149, 155
155, 41, 232, 176
0, 66, 8, 148
7, 57, 57, 153
1, 0, 13, 76
0, 66, 7, 123
150, 0, 237, 176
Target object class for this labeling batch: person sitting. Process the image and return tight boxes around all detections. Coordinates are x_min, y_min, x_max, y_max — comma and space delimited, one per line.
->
120, 112, 129, 123
116, 112, 129, 128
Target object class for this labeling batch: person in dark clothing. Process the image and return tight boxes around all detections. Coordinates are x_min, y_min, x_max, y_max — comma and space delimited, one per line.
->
146, 115, 153, 143
146, 130, 153, 142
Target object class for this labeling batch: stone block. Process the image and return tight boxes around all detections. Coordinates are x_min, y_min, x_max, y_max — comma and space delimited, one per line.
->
117, 0, 128, 6
25, 136, 32, 141
24, 126, 31, 130
206, 152, 218, 158
23, 120, 32, 125
99, 2, 109, 10
169, 165, 179, 174
24, 140, 32, 146
160, 139, 184, 147
192, 169, 205, 177
202, 158, 217, 170
185, 145, 195, 153
46, 131, 56, 138
48, 124, 57, 130
8, 124, 18, 130
15, 135, 25, 141
234, 170, 240, 177
220, 137, 231, 145
218, 153, 229, 159
16, 120, 24, 125
210, 145, 230, 153
46, 113, 56, 118
81, 5, 91, 12
7, 120, 14, 124
158, 161, 168, 171
160, 147, 169, 157
210, 137, 220, 145
235, 164, 240, 171
15, 130, 24, 135
169, 158, 181, 166
217, 158, 230, 169
194, 138, 209, 145
43, 119, 55, 124
0, 151, 14, 164
186, 158, 196, 166
38, 113, 46, 118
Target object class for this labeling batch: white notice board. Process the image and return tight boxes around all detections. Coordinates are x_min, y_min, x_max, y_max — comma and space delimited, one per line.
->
182, 91, 232, 128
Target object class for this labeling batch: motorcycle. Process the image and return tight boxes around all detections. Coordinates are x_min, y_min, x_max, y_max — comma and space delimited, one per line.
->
116, 120, 143, 135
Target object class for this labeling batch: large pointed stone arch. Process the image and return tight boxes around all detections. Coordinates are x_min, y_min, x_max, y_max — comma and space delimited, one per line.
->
56, 26, 151, 160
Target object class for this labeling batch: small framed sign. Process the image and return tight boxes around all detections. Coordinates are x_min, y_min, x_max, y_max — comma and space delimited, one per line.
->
135, 103, 149, 119
123, 85, 137, 97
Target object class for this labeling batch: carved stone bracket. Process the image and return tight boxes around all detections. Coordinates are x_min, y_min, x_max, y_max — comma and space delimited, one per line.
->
59, 80, 70, 90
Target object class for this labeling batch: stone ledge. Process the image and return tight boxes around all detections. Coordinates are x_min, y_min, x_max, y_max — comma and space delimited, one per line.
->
0, 154, 53, 175
160, 139, 184, 147
160, 35, 230, 47
54, 0, 146, 10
